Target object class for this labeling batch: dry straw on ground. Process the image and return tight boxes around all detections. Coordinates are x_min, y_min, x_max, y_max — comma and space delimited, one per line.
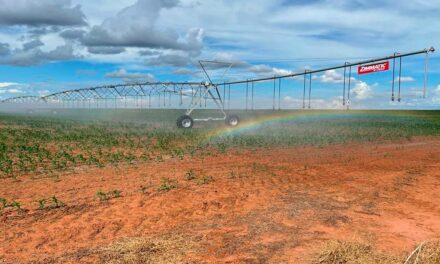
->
315, 240, 440, 264
98, 234, 194, 264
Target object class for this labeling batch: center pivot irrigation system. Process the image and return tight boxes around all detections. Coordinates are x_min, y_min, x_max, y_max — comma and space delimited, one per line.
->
1, 47, 435, 128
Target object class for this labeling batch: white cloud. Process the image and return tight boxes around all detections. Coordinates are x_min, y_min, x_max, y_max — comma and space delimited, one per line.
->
9, 89, 23, 94
0, 43, 80, 66
82, 0, 203, 53
394, 76, 415, 83
0, 0, 87, 26
0, 0, 439, 111
318, 69, 358, 84
173, 68, 194, 75
38, 90, 51, 96
105, 68, 155, 83
0, 83, 24, 94
319, 70, 344, 84
351, 81, 373, 100
0, 82, 19, 88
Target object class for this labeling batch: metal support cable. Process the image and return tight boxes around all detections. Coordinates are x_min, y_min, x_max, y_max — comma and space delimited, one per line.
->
303, 71, 307, 109
392, 54, 396, 101
343, 63, 347, 106
246, 80, 249, 111
398, 56, 402, 102
223, 82, 226, 104
273, 78, 276, 110
278, 78, 281, 111
424, 53, 429, 98
251, 81, 254, 110
228, 84, 231, 110
308, 73, 312, 109
347, 66, 351, 110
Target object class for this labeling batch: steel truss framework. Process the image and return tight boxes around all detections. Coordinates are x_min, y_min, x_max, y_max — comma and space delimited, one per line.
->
1, 96, 45, 104
1, 47, 435, 114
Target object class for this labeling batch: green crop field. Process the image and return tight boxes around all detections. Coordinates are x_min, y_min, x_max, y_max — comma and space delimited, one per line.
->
0, 109, 439, 179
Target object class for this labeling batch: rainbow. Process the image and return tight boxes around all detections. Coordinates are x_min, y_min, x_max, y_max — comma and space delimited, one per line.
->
205, 111, 341, 140
204, 110, 434, 141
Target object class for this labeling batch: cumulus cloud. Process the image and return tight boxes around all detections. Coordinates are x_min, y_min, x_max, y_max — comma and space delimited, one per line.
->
316, 69, 374, 101
22, 39, 44, 51
318, 69, 358, 84
319, 70, 344, 84
146, 53, 192, 67
198, 52, 294, 78
1, 43, 80, 66
105, 69, 155, 83
139, 49, 161, 56
173, 68, 195, 75
351, 81, 373, 100
210, 53, 248, 68
38, 89, 51, 96
87, 46, 126, 55
0, 83, 25, 94
0, 43, 10, 55
82, 0, 203, 53
248, 64, 293, 77
59, 29, 86, 40
0, 82, 19, 88
0, 0, 87, 26
394, 76, 415, 83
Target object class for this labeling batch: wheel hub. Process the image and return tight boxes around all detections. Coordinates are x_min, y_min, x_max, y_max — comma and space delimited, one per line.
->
182, 119, 192, 128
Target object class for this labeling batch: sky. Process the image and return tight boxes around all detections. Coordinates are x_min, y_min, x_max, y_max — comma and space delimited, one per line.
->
0, 0, 439, 109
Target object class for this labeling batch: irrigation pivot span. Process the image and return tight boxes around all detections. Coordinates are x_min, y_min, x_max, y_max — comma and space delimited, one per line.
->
1, 47, 435, 128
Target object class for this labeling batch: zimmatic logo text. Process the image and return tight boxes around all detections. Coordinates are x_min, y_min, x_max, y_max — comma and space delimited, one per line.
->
358, 61, 390, 75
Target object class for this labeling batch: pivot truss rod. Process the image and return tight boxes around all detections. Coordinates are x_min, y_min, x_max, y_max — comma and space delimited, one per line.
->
1, 82, 212, 105
1, 96, 45, 103
1, 47, 435, 109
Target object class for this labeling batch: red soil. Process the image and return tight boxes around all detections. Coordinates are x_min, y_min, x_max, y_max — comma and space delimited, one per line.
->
1, 137, 440, 263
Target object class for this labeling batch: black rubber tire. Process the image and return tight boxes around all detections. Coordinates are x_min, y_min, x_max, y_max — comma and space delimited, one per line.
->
176, 116, 183, 128
225, 115, 239, 127
176, 115, 194, 129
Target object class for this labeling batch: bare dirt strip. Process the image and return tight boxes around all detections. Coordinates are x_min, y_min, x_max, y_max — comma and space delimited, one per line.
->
1, 137, 440, 263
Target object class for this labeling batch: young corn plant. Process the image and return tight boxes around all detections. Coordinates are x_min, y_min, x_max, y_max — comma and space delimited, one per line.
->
0, 197, 6, 212
96, 190, 122, 202
37, 199, 46, 210
158, 177, 178, 192
185, 169, 196, 181
6, 200, 22, 211
139, 185, 148, 194
197, 175, 214, 185
51, 195, 65, 208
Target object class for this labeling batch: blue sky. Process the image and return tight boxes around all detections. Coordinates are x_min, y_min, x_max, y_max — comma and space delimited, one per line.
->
0, 0, 439, 109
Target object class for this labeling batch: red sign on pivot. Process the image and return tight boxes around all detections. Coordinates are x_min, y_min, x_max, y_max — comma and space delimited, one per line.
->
358, 61, 390, 75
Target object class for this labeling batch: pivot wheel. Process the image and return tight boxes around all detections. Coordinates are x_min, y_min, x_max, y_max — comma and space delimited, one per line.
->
177, 115, 194, 129
226, 115, 239, 127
